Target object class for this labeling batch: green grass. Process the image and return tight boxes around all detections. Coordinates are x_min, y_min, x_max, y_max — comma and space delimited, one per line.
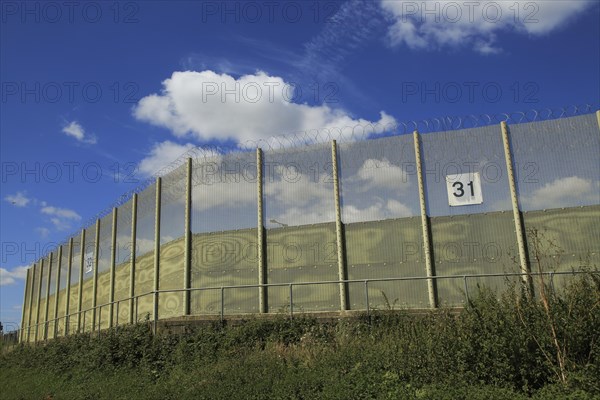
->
1, 274, 599, 400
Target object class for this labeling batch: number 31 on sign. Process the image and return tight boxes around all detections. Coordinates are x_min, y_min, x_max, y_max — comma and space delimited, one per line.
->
446, 172, 483, 206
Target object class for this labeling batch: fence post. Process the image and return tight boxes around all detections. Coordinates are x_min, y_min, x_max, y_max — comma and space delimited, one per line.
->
109, 208, 118, 328
43, 253, 53, 340
596, 110, 600, 131
77, 229, 85, 332
19, 269, 29, 343
27, 264, 36, 343
64, 237, 73, 336
184, 157, 192, 316
153, 177, 162, 335
35, 260, 44, 343
129, 193, 138, 325
413, 130, 437, 309
257, 148, 267, 313
53, 246, 62, 338
331, 140, 348, 311
91, 219, 101, 332
500, 122, 531, 290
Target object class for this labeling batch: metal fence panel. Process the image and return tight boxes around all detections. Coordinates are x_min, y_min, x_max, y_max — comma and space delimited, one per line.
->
191, 229, 258, 315
338, 134, 426, 309
510, 114, 600, 276
191, 152, 259, 315
135, 182, 156, 322
264, 144, 338, 312
114, 200, 133, 326
47, 251, 58, 339
81, 227, 96, 331
421, 125, 517, 305
68, 237, 81, 331
158, 164, 187, 319
96, 214, 113, 330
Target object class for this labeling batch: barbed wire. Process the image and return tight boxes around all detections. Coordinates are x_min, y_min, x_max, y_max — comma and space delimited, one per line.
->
40, 103, 598, 263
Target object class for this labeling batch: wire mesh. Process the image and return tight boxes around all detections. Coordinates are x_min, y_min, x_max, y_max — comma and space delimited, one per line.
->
95, 213, 113, 330
190, 151, 259, 315
135, 182, 156, 322
159, 163, 187, 319
114, 200, 133, 325
80, 227, 96, 332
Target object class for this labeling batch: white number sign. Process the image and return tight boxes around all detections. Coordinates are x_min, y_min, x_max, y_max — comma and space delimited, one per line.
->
446, 172, 483, 206
84, 252, 94, 274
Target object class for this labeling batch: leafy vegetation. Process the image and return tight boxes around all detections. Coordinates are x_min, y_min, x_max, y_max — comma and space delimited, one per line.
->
1, 271, 598, 399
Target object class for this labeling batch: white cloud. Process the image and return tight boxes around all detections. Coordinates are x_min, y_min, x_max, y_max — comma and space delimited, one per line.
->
4, 192, 30, 207
354, 158, 411, 192
133, 70, 396, 145
35, 227, 50, 238
138, 141, 197, 177
0, 265, 29, 286
380, 0, 595, 54
40, 205, 81, 232
525, 176, 599, 209
41, 206, 81, 220
343, 198, 413, 223
62, 121, 97, 144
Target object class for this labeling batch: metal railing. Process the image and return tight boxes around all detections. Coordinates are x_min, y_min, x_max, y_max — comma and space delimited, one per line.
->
17, 269, 596, 343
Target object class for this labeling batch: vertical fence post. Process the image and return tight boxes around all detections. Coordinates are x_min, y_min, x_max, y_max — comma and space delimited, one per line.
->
257, 148, 267, 313
129, 193, 138, 325
500, 122, 531, 289
596, 110, 600, 131
77, 229, 86, 333
413, 130, 438, 309
91, 219, 100, 332
19, 269, 29, 343
43, 254, 53, 340
109, 207, 118, 328
27, 264, 36, 343
153, 177, 162, 335
331, 140, 348, 311
35, 260, 44, 343
53, 246, 62, 338
64, 238, 73, 336
184, 158, 192, 316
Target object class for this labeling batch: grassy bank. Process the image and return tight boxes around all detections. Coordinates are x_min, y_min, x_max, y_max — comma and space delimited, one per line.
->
1, 274, 599, 399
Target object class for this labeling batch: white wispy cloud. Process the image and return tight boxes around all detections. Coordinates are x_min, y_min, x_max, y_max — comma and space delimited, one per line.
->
35, 227, 50, 238
524, 176, 599, 209
380, 0, 595, 54
40, 205, 82, 232
4, 191, 30, 207
0, 265, 29, 286
133, 70, 396, 145
62, 121, 97, 144
138, 141, 196, 177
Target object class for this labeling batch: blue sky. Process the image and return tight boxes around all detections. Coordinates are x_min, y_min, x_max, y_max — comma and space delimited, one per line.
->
1, 0, 599, 327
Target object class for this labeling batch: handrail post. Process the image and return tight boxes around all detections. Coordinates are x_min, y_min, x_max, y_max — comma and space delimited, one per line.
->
364, 280, 370, 317
220, 287, 225, 323
289, 284, 293, 319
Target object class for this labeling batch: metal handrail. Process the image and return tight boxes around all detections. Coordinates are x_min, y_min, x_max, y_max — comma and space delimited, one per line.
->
21, 270, 596, 342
